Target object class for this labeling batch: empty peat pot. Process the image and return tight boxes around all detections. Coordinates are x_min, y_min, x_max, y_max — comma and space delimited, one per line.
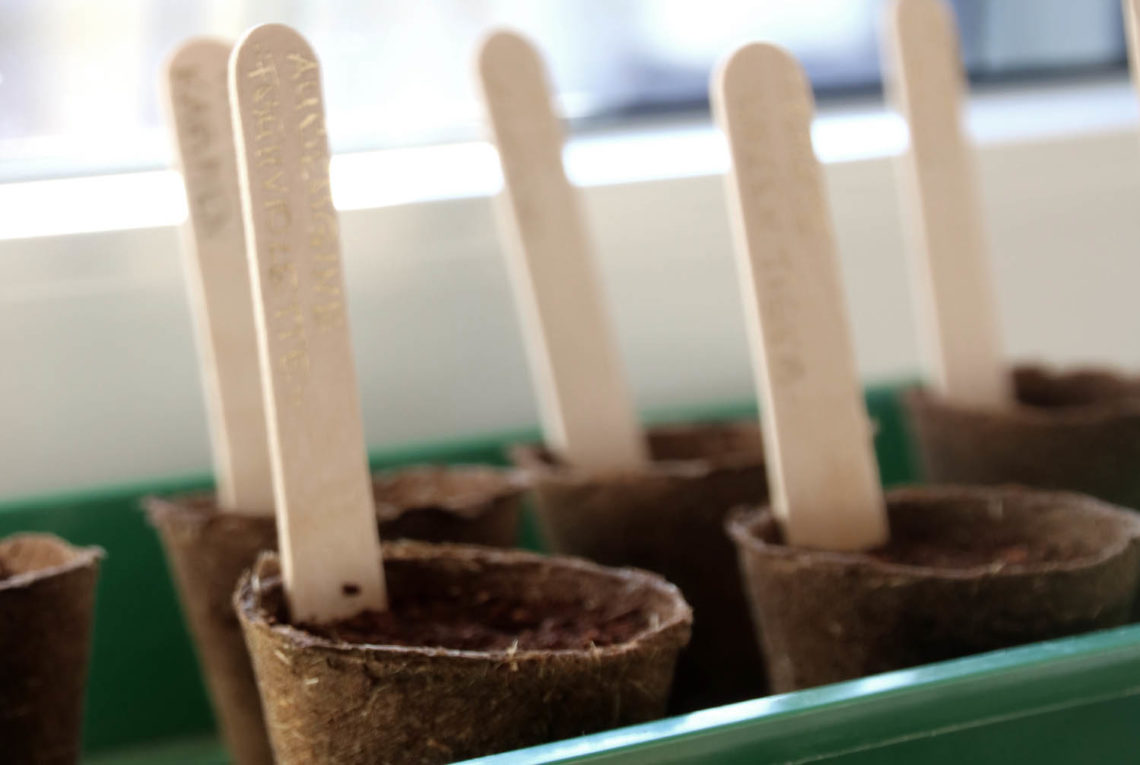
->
906, 365, 1140, 508
0, 533, 103, 764
235, 541, 692, 765
727, 485, 1140, 693
146, 465, 523, 765
511, 421, 768, 711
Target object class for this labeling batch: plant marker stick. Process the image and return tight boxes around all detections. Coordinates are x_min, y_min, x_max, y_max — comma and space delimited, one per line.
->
477, 31, 647, 471
230, 24, 385, 620
163, 38, 275, 513
714, 43, 889, 550
886, 0, 1010, 407
1124, 1, 1140, 114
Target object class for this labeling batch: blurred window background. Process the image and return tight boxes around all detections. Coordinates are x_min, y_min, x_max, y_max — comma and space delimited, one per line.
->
0, 0, 1127, 182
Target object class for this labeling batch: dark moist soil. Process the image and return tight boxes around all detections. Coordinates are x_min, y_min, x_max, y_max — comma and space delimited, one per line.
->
868, 537, 1074, 569
300, 594, 651, 651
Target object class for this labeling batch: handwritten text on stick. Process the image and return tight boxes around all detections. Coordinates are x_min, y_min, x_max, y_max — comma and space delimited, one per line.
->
170, 64, 233, 238
243, 45, 349, 406
231, 24, 386, 620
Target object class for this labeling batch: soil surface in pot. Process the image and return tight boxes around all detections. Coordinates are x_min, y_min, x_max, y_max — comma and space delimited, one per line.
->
300, 595, 651, 651
868, 533, 1082, 569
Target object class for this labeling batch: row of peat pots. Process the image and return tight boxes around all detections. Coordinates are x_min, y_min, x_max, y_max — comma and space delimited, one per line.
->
7, 368, 1140, 763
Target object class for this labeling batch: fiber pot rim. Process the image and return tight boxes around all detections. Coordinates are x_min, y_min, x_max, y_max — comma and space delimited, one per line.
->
143, 493, 271, 523
0, 533, 104, 591
143, 463, 525, 525
726, 485, 1140, 580
906, 363, 1140, 427
370, 464, 527, 521
235, 541, 693, 664
510, 420, 764, 483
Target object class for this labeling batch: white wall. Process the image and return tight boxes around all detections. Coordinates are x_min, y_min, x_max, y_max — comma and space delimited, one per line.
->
3, 128, 1140, 499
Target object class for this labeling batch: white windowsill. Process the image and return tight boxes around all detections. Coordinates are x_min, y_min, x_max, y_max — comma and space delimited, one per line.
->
3, 75, 1140, 498
0, 76, 1135, 241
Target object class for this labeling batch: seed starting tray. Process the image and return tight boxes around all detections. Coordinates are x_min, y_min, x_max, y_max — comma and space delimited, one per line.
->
3, 386, 1137, 764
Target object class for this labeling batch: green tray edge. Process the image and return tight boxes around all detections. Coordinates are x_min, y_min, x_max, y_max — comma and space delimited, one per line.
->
460, 624, 1140, 764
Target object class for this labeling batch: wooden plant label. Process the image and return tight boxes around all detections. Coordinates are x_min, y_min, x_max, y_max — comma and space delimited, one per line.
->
230, 24, 385, 620
164, 37, 275, 513
886, 0, 1009, 407
714, 43, 889, 550
478, 31, 647, 471
1125, 1, 1140, 122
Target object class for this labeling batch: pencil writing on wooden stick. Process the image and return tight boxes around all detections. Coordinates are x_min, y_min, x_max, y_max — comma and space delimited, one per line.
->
230, 24, 386, 621
714, 42, 889, 551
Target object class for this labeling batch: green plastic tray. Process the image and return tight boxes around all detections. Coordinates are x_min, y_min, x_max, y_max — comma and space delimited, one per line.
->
462, 624, 1140, 763
4, 386, 1137, 763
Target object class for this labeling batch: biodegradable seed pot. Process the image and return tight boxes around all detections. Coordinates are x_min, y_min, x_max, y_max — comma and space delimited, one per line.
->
146, 499, 277, 765
235, 541, 692, 765
512, 421, 769, 711
370, 465, 524, 546
0, 533, 103, 764
728, 485, 1140, 693
906, 365, 1140, 509
146, 465, 524, 765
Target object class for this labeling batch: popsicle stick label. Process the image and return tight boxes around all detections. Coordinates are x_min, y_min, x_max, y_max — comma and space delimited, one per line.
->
230, 24, 385, 621
886, 0, 1009, 407
1125, 0, 1140, 107
715, 43, 888, 551
478, 31, 647, 471
164, 38, 274, 513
